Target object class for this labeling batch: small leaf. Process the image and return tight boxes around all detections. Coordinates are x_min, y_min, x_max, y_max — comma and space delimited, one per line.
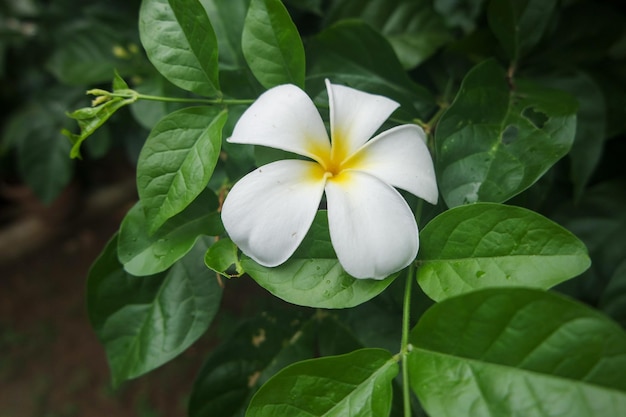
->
487, 0, 558, 61
408, 288, 626, 417
436, 59, 578, 207
417, 203, 591, 301
139, 0, 221, 97
204, 237, 242, 277
118, 190, 223, 276
63, 95, 135, 159
246, 348, 398, 417
87, 235, 223, 386
242, 0, 305, 88
241, 211, 396, 309
189, 312, 315, 417
137, 106, 227, 234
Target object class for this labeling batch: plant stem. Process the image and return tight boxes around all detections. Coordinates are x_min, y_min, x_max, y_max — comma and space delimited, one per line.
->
401, 263, 415, 417
87, 88, 255, 106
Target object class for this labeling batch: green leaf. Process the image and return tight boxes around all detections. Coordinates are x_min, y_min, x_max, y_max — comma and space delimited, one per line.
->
241, 211, 396, 309
189, 312, 316, 417
4, 89, 80, 204
200, 0, 249, 69
242, 0, 305, 88
408, 288, 626, 417
307, 20, 435, 119
63, 96, 135, 159
118, 190, 223, 276
417, 203, 590, 302
487, 0, 558, 61
246, 348, 398, 417
534, 70, 607, 200
137, 106, 227, 234
204, 237, 243, 278
324, 0, 452, 69
87, 235, 222, 386
139, 0, 220, 97
601, 260, 626, 329
46, 20, 136, 86
436, 59, 578, 207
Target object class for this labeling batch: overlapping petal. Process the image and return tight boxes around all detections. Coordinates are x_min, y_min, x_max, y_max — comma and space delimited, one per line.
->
326, 80, 399, 160
325, 171, 419, 279
227, 84, 330, 162
221, 160, 325, 267
347, 125, 439, 204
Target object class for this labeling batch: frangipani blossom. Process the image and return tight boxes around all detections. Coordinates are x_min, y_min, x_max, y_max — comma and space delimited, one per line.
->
221, 80, 438, 279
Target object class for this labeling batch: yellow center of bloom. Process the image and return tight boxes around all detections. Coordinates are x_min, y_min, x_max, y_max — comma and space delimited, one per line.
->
307, 131, 364, 184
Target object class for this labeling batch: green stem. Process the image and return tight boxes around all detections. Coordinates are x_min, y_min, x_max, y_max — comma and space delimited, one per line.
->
87, 88, 255, 106
401, 263, 415, 417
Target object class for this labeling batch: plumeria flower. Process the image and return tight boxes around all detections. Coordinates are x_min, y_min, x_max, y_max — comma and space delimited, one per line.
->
221, 80, 438, 279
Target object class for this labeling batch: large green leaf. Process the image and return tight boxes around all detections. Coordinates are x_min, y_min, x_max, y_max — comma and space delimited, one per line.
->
408, 288, 626, 417
246, 348, 398, 417
241, 211, 397, 309
137, 106, 227, 234
324, 0, 452, 69
417, 203, 590, 301
487, 0, 558, 61
139, 0, 220, 97
241, 0, 305, 88
118, 190, 223, 276
189, 311, 316, 417
87, 235, 222, 386
435, 59, 578, 207
306, 20, 435, 119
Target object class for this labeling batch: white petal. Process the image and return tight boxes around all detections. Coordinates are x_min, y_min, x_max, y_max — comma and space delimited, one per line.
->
221, 160, 326, 266
325, 171, 419, 279
326, 80, 399, 159
346, 125, 438, 204
228, 84, 330, 162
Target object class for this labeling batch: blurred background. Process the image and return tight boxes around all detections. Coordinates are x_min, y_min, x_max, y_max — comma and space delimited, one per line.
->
0, 0, 225, 415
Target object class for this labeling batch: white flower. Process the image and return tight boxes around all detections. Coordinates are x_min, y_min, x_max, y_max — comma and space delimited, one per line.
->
221, 80, 438, 279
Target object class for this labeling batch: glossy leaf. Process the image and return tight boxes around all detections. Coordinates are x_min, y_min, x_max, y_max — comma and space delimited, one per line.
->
417, 203, 590, 301
241, 211, 397, 309
137, 106, 227, 234
242, 0, 305, 88
436, 59, 578, 207
324, 0, 452, 69
408, 288, 626, 417
118, 191, 223, 276
306, 20, 435, 119
246, 348, 398, 417
139, 0, 220, 97
189, 312, 315, 417
487, 0, 558, 61
87, 235, 222, 386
